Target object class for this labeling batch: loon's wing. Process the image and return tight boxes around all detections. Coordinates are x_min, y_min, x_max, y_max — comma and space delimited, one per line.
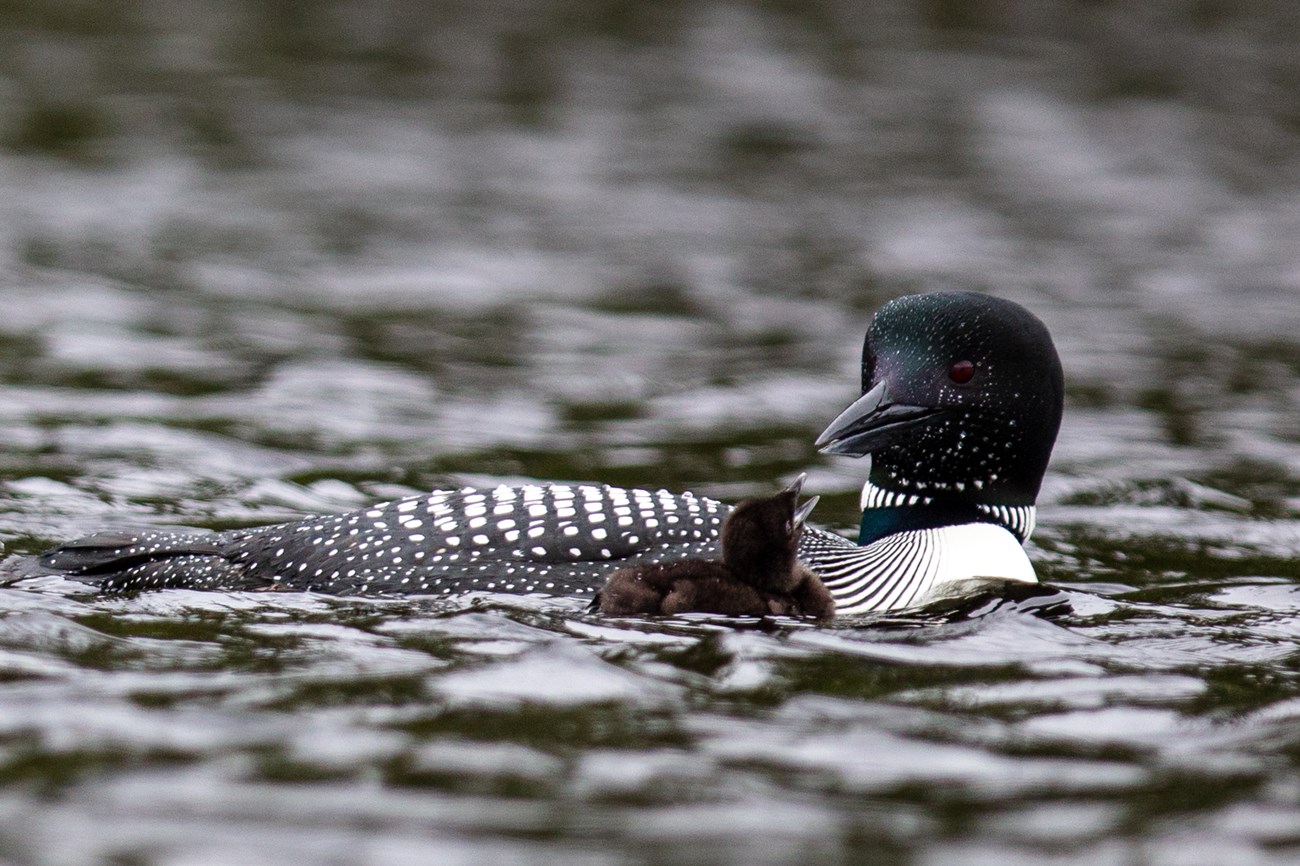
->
22, 484, 733, 596
224, 483, 732, 596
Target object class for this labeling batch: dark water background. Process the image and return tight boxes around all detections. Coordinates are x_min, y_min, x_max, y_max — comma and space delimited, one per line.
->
0, 1, 1299, 863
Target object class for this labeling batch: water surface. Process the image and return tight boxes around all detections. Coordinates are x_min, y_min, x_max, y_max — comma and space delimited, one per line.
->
0, 2, 1299, 864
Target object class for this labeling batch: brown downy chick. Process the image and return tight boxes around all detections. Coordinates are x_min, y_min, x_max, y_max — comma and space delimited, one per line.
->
596, 478, 835, 621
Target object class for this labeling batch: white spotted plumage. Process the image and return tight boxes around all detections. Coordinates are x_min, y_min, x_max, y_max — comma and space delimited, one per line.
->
37, 484, 730, 597
34, 479, 1037, 614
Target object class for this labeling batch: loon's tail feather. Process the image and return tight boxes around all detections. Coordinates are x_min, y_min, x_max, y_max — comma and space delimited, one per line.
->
29, 529, 266, 592
36, 531, 223, 574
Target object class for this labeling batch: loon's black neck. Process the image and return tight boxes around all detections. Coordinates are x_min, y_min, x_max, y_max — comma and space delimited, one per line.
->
858, 499, 1000, 546
856, 481, 1037, 546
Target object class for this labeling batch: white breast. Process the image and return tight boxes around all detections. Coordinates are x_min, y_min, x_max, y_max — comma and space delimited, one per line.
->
808, 522, 1038, 615
926, 522, 1038, 586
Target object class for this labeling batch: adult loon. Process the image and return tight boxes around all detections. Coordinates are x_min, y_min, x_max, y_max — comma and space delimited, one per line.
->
595, 477, 835, 620
25, 291, 1063, 614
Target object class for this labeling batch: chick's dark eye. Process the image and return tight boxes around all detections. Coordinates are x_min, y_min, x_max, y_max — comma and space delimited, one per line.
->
949, 360, 976, 384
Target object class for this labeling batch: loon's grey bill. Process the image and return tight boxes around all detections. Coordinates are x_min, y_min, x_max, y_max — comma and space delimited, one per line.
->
815, 381, 949, 457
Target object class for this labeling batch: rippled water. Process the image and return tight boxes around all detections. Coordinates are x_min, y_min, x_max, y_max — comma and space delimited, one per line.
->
0, 2, 1299, 864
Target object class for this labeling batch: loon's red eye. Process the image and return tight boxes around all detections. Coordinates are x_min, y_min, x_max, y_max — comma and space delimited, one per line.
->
949, 360, 976, 384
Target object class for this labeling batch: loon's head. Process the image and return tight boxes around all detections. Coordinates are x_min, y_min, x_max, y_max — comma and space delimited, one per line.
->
816, 292, 1064, 509
722, 476, 819, 593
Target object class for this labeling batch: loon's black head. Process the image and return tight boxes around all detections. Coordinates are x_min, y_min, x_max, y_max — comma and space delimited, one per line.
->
721, 477, 818, 593
816, 291, 1064, 507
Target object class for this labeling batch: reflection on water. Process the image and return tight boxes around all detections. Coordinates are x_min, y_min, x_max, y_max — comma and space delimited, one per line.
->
0, 1, 1299, 863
